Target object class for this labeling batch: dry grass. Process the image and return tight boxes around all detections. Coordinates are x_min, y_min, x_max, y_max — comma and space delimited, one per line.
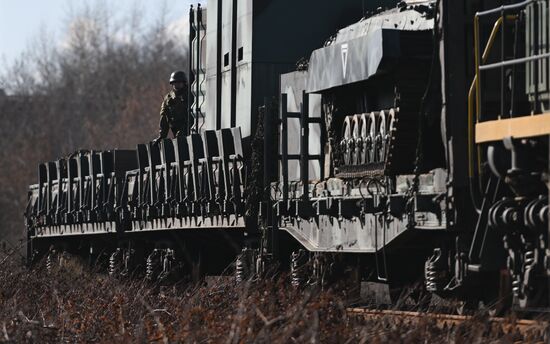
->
0, 250, 547, 343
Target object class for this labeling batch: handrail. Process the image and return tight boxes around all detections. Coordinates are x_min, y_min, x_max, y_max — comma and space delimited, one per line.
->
468, 15, 518, 178
480, 52, 550, 70
476, 0, 536, 16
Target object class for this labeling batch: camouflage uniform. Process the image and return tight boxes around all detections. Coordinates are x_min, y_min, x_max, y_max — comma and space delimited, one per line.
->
159, 90, 189, 138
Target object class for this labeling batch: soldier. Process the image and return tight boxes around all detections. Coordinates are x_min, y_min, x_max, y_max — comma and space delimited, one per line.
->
153, 71, 189, 145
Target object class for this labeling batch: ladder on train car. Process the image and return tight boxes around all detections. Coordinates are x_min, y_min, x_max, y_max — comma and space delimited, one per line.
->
279, 92, 324, 203
188, 4, 206, 134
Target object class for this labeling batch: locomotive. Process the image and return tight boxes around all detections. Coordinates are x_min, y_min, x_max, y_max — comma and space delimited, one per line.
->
24, 0, 550, 312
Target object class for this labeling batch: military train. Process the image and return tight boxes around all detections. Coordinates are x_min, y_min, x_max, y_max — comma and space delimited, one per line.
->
24, 0, 550, 312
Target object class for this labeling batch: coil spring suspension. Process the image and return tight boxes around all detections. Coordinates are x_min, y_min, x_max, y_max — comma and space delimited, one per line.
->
46, 250, 56, 273
424, 248, 448, 292
109, 248, 123, 276
146, 249, 161, 281
512, 274, 522, 298
509, 244, 537, 302
236, 248, 256, 283
518, 247, 537, 300
235, 254, 247, 284
524, 248, 536, 268
291, 250, 308, 288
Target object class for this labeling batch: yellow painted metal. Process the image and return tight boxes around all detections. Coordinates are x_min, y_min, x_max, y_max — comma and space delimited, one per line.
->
474, 15, 481, 122
475, 113, 550, 143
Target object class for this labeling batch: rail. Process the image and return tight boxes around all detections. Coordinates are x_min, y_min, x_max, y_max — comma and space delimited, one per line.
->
347, 307, 548, 336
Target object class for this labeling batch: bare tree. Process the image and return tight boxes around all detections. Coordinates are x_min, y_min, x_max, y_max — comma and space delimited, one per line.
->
0, 0, 188, 244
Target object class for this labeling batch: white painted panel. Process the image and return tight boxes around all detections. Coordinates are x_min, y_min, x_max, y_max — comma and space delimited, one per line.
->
205, 0, 218, 78
204, 1, 218, 130
204, 75, 217, 131
221, 0, 233, 73
236, 0, 253, 65
236, 63, 252, 137
221, 71, 232, 129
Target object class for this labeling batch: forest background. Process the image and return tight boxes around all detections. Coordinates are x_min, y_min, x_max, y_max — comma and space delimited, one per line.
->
0, 1, 188, 245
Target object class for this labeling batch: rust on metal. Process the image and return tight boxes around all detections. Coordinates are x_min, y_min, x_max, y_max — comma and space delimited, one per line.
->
347, 307, 548, 336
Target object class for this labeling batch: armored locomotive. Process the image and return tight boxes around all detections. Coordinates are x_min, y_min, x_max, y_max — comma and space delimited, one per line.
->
25, 0, 550, 312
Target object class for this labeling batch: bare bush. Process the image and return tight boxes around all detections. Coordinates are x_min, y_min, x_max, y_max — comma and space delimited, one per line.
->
0, 252, 546, 343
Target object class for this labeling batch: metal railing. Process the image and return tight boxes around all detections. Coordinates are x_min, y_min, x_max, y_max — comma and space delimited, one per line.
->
468, 0, 549, 178
468, 15, 518, 178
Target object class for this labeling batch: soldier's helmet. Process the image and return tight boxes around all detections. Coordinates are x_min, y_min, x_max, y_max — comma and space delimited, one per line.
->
169, 71, 187, 84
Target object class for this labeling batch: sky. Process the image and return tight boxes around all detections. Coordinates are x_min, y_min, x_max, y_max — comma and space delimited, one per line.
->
0, 0, 205, 67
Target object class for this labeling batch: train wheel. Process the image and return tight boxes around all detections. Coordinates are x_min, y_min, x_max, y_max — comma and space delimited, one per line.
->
517, 275, 548, 310
389, 279, 431, 310
483, 269, 512, 316
455, 299, 478, 316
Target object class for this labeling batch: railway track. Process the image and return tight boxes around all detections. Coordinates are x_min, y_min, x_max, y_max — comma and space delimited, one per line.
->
347, 307, 549, 337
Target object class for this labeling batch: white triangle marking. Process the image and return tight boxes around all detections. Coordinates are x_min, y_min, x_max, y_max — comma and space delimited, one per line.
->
341, 43, 349, 78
